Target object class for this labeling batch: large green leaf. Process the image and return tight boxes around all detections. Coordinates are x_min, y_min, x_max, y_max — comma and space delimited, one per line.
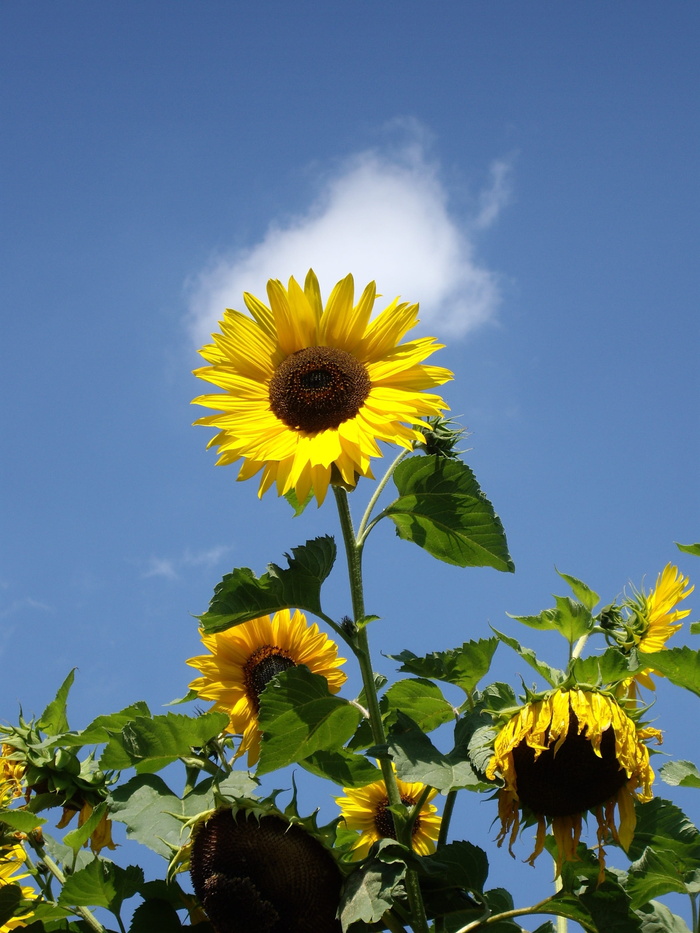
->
385, 712, 488, 793
635, 900, 692, 932
388, 638, 499, 696
110, 771, 257, 858
509, 596, 593, 643
299, 749, 382, 788
639, 647, 700, 697
38, 670, 76, 735
129, 898, 186, 932
99, 711, 229, 773
660, 760, 700, 789
627, 797, 700, 863
58, 858, 143, 912
63, 702, 152, 747
256, 666, 361, 775
339, 858, 406, 929
383, 678, 456, 732
572, 647, 639, 688
198, 537, 336, 634
625, 846, 695, 908
0, 809, 46, 832
381, 455, 514, 571
0, 886, 24, 929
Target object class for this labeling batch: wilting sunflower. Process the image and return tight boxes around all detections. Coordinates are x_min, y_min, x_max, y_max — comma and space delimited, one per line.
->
0, 844, 35, 931
336, 773, 441, 858
189, 805, 341, 933
192, 270, 452, 504
55, 801, 117, 856
187, 609, 346, 767
486, 688, 660, 876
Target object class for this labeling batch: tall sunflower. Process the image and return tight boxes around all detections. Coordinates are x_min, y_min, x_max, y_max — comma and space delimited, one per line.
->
486, 688, 660, 877
336, 773, 441, 858
0, 845, 35, 931
192, 270, 452, 504
187, 609, 346, 767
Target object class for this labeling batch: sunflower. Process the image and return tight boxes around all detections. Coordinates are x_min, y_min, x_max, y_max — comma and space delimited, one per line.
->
192, 270, 452, 504
336, 773, 441, 858
0, 746, 25, 805
189, 806, 342, 933
0, 844, 35, 931
486, 688, 660, 877
187, 609, 347, 767
621, 564, 693, 695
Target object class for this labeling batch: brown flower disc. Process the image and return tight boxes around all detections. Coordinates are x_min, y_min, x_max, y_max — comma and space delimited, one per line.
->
512, 710, 629, 817
190, 809, 342, 933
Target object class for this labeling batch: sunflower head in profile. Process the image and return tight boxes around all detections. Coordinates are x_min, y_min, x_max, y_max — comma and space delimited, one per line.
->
336, 772, 441, 859
0, 844, 36, 931
486, 688, 660, 878
192, 270, 452, 504
187, 609, 347, 767
0, 746, 25, 805
189, 804, 342, 933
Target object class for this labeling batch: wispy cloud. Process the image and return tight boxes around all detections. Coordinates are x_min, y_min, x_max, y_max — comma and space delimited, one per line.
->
141, 546, 232, 581
187, 125, 511, 346
0, 597, 53, 619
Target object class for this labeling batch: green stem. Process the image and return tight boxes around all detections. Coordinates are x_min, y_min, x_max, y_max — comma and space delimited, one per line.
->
333, 486, 430, 933
437, 789, 457, 849
382, 909, 409, 933
691, 892, 698, 933
29, 849, 107, 933
357, 448, 411, 546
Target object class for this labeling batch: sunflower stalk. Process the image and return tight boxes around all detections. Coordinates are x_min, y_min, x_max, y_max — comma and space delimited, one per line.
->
333, 486, 431, 933
26, 843, 108, 933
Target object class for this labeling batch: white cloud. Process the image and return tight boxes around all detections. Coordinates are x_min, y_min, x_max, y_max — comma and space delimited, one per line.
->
187, 132, 510, 346
141, 546, 232, 581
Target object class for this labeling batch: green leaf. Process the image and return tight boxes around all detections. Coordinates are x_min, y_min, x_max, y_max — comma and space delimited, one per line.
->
509, 597, 593, 643
0, 809, 46, 832
256, 666, 361, 775
640, 647, 700, 697
198, 536, 336, 634
556, 570, 600, 610
552, 878, 641, 932
58, 858, 143, 912
635, 899, 692, 932
284, 488, 313, 516
339, 858, 406, 929
382, 455, 514, 571
422, 839, 489, 893
110, 771, 256, 859
386, 712, 488, 793
627, 797, 700, 863
38, 670, 76, 735
625, 846, 693, 908
676, 542, 700, 557
65, 702, 152, 746
572, 647, 639, 687
660, 760, 700, 789
383, 678, 456, 732
389, 638, 499, 696
63, 801, 110, 853
491, 629, 566, 687
129, 898, 185, 932
299, 749, 382, 788
0, 885, 24, 928
99, 711, 229, 773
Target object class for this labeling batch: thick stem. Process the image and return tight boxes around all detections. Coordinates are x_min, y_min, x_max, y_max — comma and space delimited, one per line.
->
333, 486, 430, 933
437, 789, 457, 849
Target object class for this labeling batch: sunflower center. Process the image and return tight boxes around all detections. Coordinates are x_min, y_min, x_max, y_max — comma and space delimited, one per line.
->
512, 711, 629, 818
244, 646, 296, 713
373, 795, 420, 841
268, 346, 372, 433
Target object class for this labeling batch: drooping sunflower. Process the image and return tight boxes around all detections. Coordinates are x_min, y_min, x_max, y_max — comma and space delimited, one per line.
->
486, 688, 660, 877
192, 270, 452, 504
0, 844, 35, 931
620, 564, 694, 696
336, 773, 441, 858
187, 609, 346, 767
189, 805, 342, 933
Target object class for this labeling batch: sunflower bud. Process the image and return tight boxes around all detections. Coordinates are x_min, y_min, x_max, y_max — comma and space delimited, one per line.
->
190, 808, 342, 933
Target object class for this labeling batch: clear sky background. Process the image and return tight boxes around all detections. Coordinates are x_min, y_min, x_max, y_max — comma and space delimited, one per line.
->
2, 2, 699, 925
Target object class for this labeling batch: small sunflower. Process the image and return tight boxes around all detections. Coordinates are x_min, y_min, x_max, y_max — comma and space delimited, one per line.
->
486, 689, 660, 877
187, 609, 347, 767
192, 270, 452, 504
0, 844, 35, 931
621, 564, 694, 695
336, 773, 441, 858
0, 746, 25, 805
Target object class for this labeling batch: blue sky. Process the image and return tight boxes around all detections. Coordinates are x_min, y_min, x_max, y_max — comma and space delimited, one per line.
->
2, 1, 699, 923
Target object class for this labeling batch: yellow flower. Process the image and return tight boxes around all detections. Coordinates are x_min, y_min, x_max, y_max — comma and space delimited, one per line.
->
486, 689, 659, 878
336, 774, 441, 858
192, 270, 452, 504
55, 801, 117, 856
187, 609, 347, 767
0, 844, 35, 931
624, 564, 694, 695
0, 747, 25, 806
